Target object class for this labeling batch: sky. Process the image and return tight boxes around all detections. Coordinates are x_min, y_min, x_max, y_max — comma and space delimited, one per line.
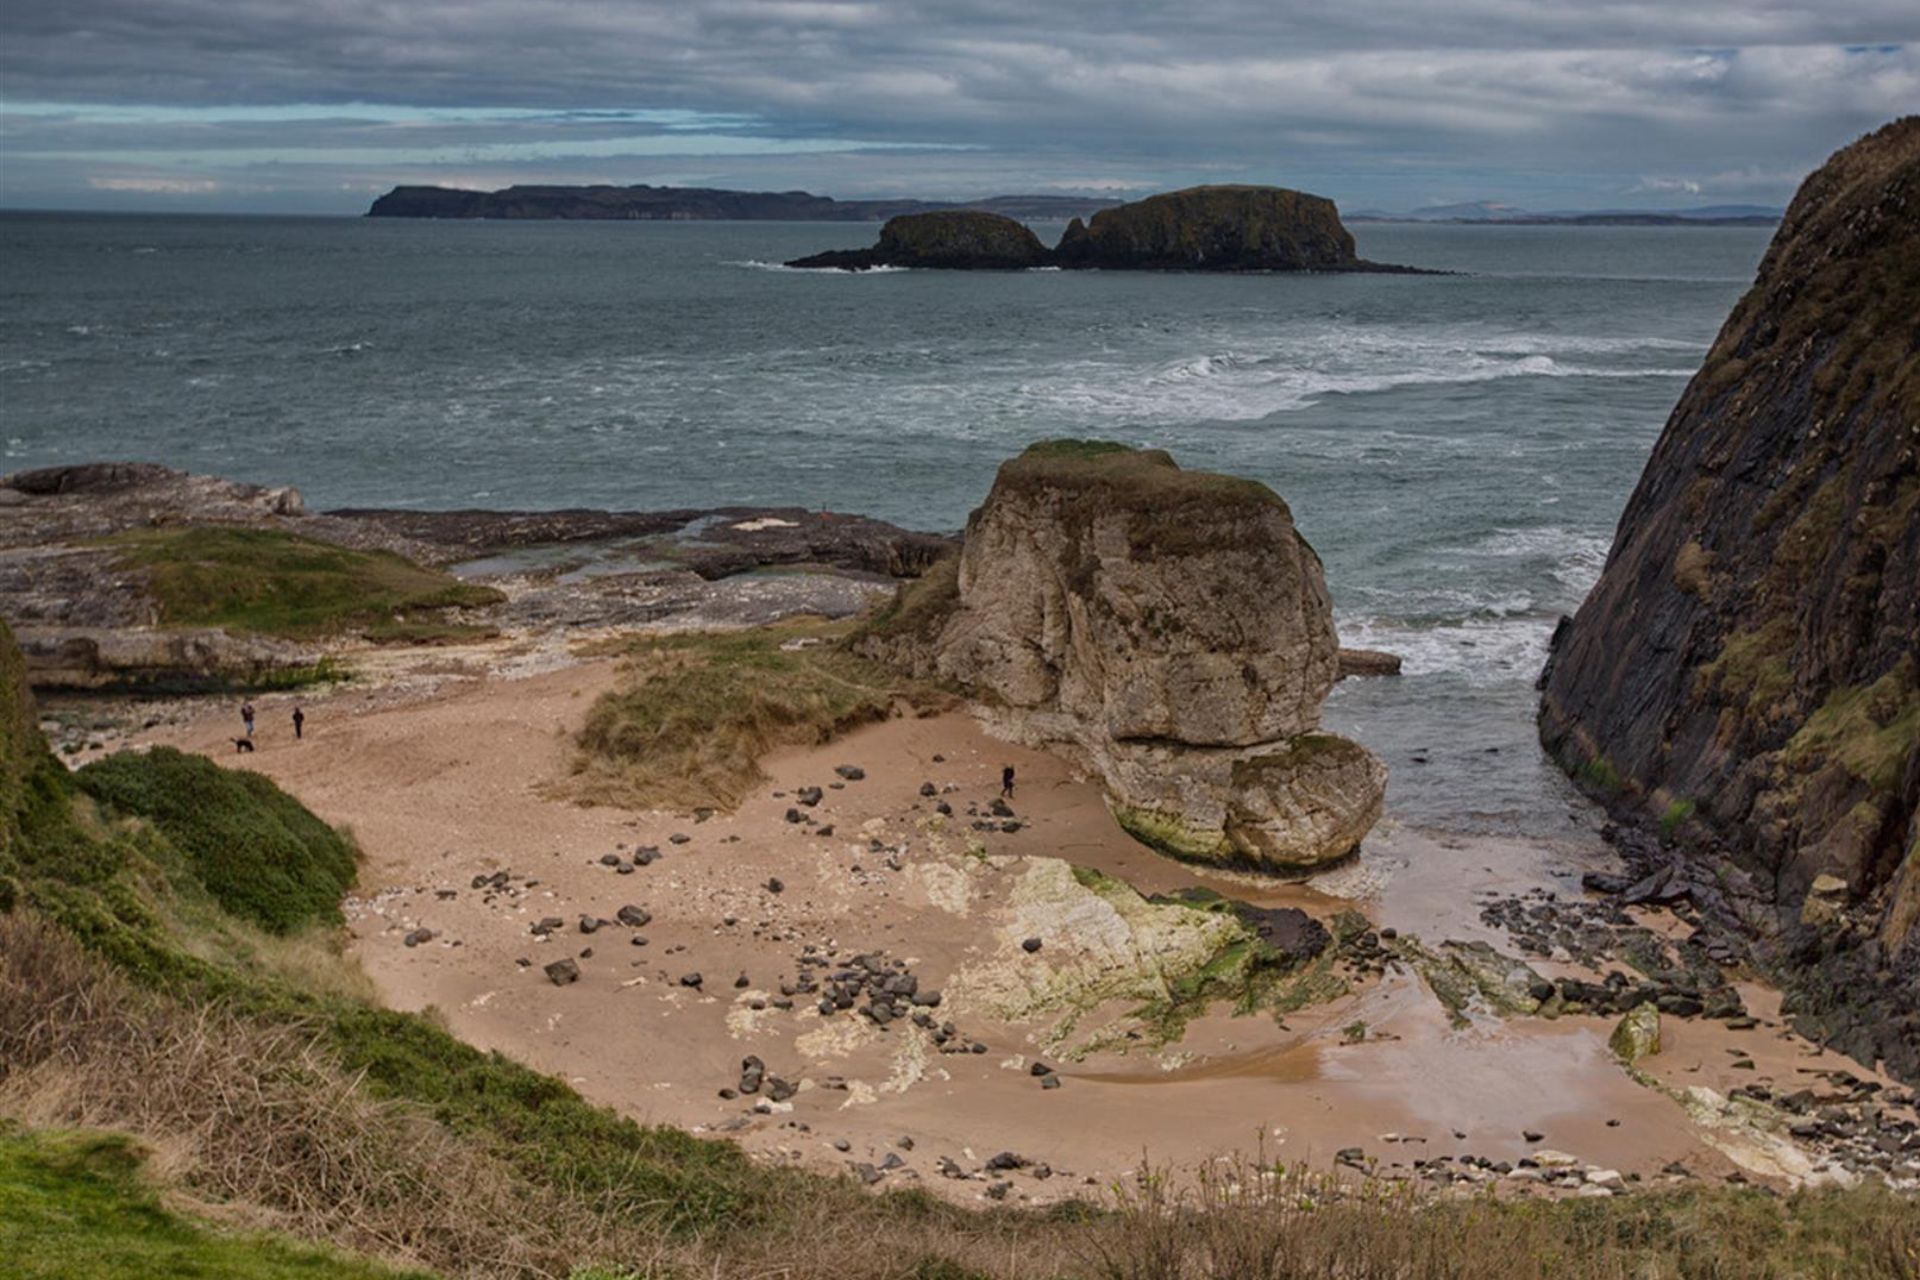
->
0, 1, 1915, 215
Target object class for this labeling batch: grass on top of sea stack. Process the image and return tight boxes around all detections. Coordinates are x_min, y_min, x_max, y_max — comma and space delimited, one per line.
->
104, 526, 503, 641
567, 619, 953, 812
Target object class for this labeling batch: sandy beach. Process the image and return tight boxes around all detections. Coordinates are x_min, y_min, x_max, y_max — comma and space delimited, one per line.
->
85, 641, 1898, 1206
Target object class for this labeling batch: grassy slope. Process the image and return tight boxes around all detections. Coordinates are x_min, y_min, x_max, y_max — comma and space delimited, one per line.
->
568, 620, 951, 810
0, 1128, 421, 1280
106, 527, 502, 641
75, 747, 358, 934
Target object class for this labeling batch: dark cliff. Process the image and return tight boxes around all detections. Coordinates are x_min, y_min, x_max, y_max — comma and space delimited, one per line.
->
1539, 119, 1920, 1070
784, 211, 1050, 270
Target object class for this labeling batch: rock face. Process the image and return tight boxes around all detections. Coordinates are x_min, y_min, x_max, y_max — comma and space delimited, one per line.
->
859, 441, 1385, 870
1053, 185, 1362, 271
785, 211, 1051, 270
1538, 120, 1920, 1060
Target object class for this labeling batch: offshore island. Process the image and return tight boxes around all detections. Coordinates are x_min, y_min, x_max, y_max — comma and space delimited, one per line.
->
2, 118, 1916, 1278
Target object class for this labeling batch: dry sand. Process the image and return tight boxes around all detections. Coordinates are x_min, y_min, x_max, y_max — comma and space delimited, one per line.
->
119, 649, 1904, 1205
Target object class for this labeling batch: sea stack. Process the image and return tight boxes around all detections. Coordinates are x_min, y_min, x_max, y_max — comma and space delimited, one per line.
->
1538, 118, 1920, 1070
1053, 185, 1360, 271
784, 211, 1051, 270
788, 184, 1420, 272
858, 441, 1386, 870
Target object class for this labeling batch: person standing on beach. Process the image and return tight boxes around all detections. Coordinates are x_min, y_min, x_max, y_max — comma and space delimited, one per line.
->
292, 706, 305, 740
240, 701, 256, 738
1001, 765, 1016, 800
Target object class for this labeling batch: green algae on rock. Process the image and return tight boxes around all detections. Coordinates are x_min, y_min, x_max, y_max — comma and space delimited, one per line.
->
1610, 1004, 1663, 1065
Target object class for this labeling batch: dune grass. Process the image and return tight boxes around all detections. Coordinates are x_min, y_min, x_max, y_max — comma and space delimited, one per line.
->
567, 620, 952, 811
105, 527, 502, 641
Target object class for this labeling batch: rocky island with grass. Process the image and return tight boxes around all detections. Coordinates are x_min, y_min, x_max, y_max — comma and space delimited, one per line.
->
786, 184, 1424, 272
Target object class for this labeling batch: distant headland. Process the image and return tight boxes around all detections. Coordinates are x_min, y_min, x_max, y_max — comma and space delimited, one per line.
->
365, 183, 1118, 222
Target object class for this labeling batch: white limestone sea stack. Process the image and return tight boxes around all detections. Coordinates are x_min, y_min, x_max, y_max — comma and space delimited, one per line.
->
856, 440, 1386, 871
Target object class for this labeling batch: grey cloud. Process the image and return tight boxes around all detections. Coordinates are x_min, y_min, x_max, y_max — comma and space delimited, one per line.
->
0, 0, 1915, 211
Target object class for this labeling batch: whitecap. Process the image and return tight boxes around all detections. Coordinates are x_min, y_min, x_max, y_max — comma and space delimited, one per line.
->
731, 259, 909, 274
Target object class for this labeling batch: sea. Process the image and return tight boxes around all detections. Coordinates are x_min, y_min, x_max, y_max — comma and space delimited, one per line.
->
0, 213, 1773, 834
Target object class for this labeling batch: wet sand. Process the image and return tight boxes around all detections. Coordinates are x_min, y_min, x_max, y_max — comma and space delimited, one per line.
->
114, 649, 1903, 1203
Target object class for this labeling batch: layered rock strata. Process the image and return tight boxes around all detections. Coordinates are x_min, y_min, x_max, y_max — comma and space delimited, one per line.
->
858, 441, 1385, 870
1538, 118, 1920, 1071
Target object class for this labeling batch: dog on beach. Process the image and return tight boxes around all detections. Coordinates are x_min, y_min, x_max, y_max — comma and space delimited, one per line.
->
232, 737, 255, 753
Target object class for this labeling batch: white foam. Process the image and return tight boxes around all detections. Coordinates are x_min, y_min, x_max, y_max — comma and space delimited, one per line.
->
1031, 322, 1700, 422
732, 259, 909, 274
1469, 526, 1612, 596
1339, 613, 1557, 686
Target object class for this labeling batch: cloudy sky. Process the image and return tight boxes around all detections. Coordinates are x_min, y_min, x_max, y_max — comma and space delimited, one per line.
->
1, 1, 1915, 214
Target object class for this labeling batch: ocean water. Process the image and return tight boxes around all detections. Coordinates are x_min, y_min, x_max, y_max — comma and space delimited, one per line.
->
0, 213, 1772, 832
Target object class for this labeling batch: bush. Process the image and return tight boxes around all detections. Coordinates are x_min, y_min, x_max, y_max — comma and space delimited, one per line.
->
75, 748, 356, 934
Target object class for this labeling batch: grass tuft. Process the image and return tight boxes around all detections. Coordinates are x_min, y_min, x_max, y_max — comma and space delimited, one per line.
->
567, 620, 951, 811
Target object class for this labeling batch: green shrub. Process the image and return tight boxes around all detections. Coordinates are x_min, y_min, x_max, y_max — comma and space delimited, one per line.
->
75, 748, 356, 934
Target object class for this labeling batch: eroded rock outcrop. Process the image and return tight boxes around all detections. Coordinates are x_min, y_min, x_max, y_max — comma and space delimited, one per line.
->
1055, 185, 1362, 271
859, 441, 1385, 870
1538, 118, 1920, 1071
785, 211, 1051, 270
788, 184, 1424, 273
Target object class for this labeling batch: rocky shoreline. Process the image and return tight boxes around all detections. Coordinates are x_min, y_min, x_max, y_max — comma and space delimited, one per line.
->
0, 461, 952, 690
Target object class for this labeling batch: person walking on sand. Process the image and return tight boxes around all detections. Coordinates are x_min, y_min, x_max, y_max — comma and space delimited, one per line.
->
292, 705, 305, 740
1001, 765, 1016, 800
240, 701, 256, 739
